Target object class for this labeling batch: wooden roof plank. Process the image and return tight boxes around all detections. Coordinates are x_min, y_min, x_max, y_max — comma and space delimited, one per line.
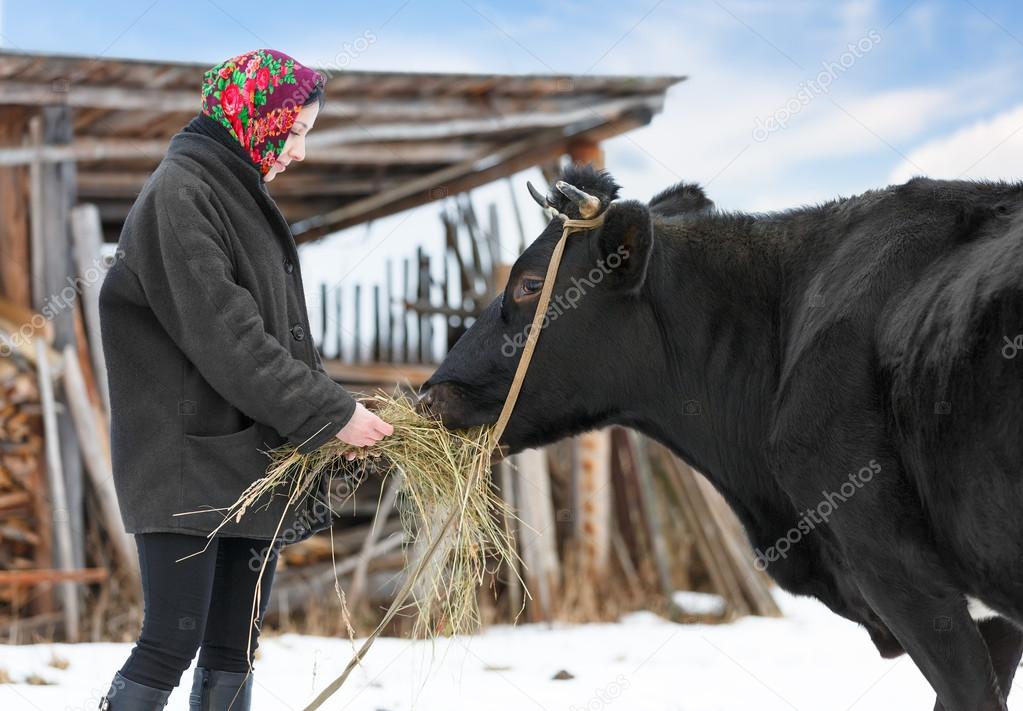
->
292, 109, 652, 240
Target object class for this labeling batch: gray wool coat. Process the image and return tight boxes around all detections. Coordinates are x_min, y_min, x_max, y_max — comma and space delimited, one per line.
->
98, 113, 357, 541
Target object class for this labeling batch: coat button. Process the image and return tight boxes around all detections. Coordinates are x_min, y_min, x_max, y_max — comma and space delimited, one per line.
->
283, 257, 294, 274
291, 324, 305, 341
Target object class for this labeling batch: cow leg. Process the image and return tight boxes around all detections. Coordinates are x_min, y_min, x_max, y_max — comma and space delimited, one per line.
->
932, 617, 1018, 711
982, 617, 1023, 700
834, 472, 1005, 710
932, 616, 1022, 711
772, 446, 1004, 710
852, 570, 1002, 710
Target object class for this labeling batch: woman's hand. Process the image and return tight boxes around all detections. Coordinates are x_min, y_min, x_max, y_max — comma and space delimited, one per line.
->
335, 402, 394, 461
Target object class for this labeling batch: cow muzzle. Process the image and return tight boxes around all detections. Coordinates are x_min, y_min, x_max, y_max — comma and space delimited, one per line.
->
416, 381, 498, 431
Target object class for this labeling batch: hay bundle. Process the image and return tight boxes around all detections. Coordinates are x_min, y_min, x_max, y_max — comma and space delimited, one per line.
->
208, 390, 519, 637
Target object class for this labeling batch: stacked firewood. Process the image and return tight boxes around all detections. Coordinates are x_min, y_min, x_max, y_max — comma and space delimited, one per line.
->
0, 362, 49, 613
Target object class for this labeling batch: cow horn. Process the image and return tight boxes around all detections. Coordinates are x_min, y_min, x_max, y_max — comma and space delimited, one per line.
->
526, 180, 553, 209
555, 180, 601, 218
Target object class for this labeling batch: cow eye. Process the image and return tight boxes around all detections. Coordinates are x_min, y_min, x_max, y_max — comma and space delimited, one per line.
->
520, 277, 543, 295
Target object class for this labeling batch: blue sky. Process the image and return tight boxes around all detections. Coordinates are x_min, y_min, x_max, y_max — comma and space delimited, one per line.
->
5, 1, 1023, 353
4, 0, 1023, 209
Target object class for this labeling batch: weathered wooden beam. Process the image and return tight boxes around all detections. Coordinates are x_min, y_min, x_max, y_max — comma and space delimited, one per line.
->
0, 107, 31, 307
496, 459, 523, 619
292, 110, 651, 240
574, 431, 612, 579
0, 491, 31, 511
506, 176, 529, 255
77, 171, 405, 199
512, 447, 560, 622
29, 108, 86, 579
0, 78, 670, 122
401, 300, 478, 319
60, 344, 140, 590
35, 335, 80, 642
0, 138, 488, 167
0, 567, 108, 586
319, 359, 435, 387
626, 430, 675, 602
306, 95, 665, 146
69, 204, 110, 416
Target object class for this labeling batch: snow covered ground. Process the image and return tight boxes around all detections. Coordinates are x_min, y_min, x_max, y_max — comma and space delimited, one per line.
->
1, 590, 1013, 710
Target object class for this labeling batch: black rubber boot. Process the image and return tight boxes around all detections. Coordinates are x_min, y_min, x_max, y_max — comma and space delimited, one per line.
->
97, 670, 171, 710
188, 666, 253, 710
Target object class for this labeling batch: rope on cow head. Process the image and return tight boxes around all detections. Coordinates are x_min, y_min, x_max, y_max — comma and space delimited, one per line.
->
490, 193, 611, 447
303, 181, 610, 711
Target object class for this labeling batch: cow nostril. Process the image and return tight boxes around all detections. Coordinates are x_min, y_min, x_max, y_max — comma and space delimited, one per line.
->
416, 387, 436, 414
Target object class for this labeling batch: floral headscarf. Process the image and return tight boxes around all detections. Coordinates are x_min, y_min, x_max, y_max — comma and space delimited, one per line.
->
200, 49, 325, 175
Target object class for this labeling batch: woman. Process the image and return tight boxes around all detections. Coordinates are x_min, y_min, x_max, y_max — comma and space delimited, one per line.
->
96, 49, 393, 710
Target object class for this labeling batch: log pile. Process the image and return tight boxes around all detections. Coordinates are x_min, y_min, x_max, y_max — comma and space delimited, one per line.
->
0, 358, 51, 617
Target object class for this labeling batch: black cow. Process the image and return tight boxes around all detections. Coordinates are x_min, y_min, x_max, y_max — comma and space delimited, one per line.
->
420, 163, 1023, 710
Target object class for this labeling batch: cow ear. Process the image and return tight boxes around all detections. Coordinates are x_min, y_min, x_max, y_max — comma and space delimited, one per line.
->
595, 200, 653, 293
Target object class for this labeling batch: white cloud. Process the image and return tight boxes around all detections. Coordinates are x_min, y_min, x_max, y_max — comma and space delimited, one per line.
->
888, 104, 1023, 183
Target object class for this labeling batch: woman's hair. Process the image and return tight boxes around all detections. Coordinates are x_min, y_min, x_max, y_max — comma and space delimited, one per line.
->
303, 83, 326, 109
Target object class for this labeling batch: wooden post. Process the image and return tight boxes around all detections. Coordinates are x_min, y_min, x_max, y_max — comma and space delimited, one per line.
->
372, 284, 382, 362
416, 248, 431, 363
69, 204, 111, 418
512, 447, 560, 621
319, 282, 328, 355
574, 430, 612, 579
30, 108, 86, 573
566, 138, 604, 168
348, 473, 401, 611
505, 176, 528, 255
333, 285, 342, 360
496, 459, 523, 619
567, 139, 614, 585
35, 337, 80, 641
60, 344, 140, 591
385, 260, 394, 362
441, 240, 454, 351
0, 107, 31, 308
402, 258, 412, 363
626, 431, 675, 601
353, 284, 361, 363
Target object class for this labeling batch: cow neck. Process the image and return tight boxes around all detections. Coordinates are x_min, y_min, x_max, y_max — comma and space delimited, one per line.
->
625, 213, 787, 493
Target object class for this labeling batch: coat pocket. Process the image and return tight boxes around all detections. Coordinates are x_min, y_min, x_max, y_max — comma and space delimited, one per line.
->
179, 421, 278, 525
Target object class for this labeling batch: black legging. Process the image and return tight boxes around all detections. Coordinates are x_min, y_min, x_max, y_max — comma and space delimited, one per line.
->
118, 532, 279, 691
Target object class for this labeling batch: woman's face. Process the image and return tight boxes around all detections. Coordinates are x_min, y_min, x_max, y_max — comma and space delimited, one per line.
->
263, 101, 320, 182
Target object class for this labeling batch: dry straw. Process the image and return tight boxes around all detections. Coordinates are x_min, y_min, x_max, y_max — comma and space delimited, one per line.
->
204, 390, 521, 641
